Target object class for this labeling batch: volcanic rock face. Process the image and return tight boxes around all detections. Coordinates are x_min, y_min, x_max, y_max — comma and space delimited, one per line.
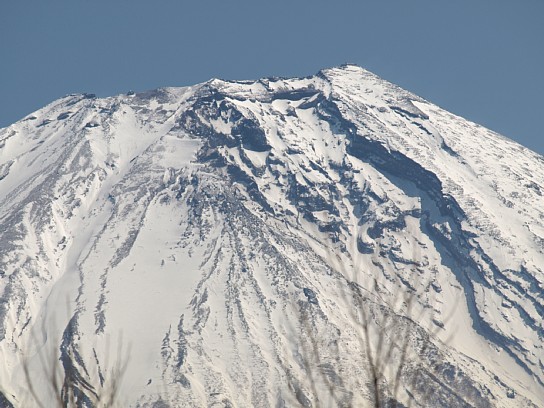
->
0, 65, 543, 407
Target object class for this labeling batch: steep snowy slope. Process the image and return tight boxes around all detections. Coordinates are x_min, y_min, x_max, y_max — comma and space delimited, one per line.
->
0, 65, 543, 407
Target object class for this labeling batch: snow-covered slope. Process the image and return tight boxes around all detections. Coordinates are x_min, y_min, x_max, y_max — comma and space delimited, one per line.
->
0, 65, 543, 407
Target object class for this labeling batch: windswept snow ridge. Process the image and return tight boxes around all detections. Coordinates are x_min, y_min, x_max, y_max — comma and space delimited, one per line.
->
0, 65, 543, 407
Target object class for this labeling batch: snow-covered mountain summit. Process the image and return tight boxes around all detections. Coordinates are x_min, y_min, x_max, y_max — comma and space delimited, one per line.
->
0, 64, 543, 407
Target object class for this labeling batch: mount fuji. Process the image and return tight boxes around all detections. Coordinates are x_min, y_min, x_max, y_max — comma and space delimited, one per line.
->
0, 64, 543, 407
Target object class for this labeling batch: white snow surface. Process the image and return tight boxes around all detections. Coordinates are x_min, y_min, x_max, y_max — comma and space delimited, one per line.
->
0, 65, 543, 407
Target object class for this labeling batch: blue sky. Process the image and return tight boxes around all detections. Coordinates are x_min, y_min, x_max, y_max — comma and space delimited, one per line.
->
1, 0, 543, 154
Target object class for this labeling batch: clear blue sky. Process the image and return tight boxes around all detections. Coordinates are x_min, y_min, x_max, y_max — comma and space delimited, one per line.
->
1, 0, 543, 155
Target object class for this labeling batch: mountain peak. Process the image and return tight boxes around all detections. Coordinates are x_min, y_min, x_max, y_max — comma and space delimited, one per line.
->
0, 67, 543, 407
